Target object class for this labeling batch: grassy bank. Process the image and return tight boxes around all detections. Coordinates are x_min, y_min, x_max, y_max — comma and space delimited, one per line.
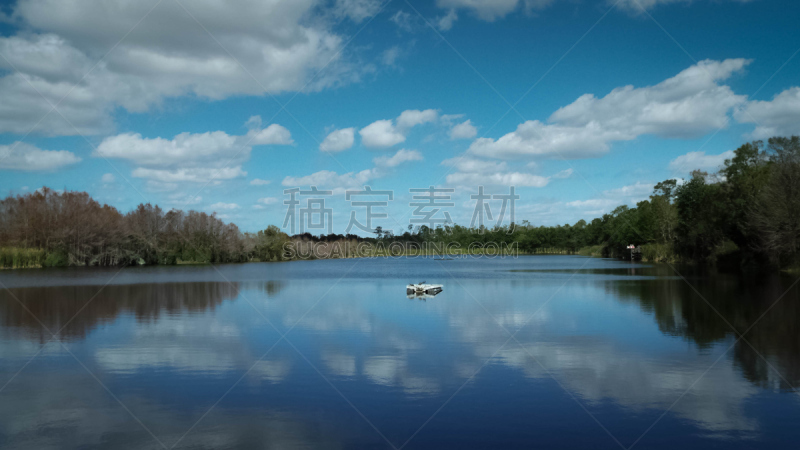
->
0, 247, 46, 269
576, 243, 679, 263
576, 241, 741, 265
577, 245, 605, 257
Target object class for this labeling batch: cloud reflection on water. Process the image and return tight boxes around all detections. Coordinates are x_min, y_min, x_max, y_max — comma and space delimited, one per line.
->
1, 257, 799, 447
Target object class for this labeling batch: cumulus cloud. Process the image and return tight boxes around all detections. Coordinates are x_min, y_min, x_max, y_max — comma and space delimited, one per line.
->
0, 141, 81, 171
469, 59, 750, 160
442, 156, 555, 187
334, 0, 383, 22
551, 168, 573, 179
98, 131, 240, 167
101, 173, 115, 183
373, 149, 423, 168
253, 197, 279, 210
615, 0, 756, 13
434, 0, 752, 28
320, 127, 355, 152
669, 150, 734, 173
734, 87, 800, 139
359, 109, 439, 148
282, 169, 378, 193
446, 171, 550, 187
565, 181, 655, 214
436, 0, 521, 21
257, 197, 278, 205
381, 46, 401, 66
0, 0, 374, 135
208, 202, 240, 211
396, 109, 438, 129
146, 181, 179, 192
96, 116, 289, 184
250, 178, 271, 186
168, 192, 203, 206
359, 120, 406, 148
450, 119, 478, 139
133, 167, 247, 183
283, 150, 422, 192
390, 10, 415, 32
245, 116, 294, 145
437, 9, 459, 30
441, 156, 509, 174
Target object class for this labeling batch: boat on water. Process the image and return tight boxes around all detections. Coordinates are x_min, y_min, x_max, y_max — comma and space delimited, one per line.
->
406, 282, 443, 295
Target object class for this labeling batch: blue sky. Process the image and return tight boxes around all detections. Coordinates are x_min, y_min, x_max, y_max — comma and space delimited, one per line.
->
1, 0, 799, 235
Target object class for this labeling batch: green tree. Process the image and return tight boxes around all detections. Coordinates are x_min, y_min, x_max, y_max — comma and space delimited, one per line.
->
750, 136, 800, 267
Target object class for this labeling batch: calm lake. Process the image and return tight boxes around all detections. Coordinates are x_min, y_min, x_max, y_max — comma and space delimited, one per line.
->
1, 256, 799, 449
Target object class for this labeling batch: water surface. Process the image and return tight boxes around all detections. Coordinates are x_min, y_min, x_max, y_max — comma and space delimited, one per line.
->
1, 256, 799, 449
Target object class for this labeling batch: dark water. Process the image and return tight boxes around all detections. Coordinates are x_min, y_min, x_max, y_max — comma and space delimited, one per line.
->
1, 256, 799, 449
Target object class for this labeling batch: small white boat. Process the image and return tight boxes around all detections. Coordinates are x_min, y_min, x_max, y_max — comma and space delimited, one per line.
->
406, 281, 443, 295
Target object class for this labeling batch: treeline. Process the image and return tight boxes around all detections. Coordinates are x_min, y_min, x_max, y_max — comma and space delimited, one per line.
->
355, 136, 800, 270
0, 188, 291, 268
2, 136, 798, 270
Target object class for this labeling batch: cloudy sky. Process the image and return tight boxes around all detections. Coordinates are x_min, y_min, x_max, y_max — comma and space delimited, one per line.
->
0, 0, 798, 234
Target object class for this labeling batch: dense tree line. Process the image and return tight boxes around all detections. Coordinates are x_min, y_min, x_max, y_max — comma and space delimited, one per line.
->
2, 136, 798, 270
367, 136, 800, 270
0, 188, 290, 267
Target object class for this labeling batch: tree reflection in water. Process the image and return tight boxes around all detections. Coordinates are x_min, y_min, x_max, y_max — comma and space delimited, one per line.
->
0, 281, 285, 342
603, 266, 800, 390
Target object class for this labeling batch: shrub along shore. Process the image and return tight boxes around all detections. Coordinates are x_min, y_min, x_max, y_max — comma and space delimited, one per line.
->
2, 136, 799, 272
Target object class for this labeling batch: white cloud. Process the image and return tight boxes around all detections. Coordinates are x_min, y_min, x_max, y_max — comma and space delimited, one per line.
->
735, 87, 800, 139
97, 116, 288, 184
282, 168, 378, 192
101, 173, 115, 183
469, 120, 624, 159
441, 156, 509, 174
442, 156, 553, 187
145, 181, 178, 192
208, 202, 240, 211
250, 178, 271, 186
434, 0, 752, 27
450, 119, 478, 139
97, 117, 290, 167
615, 0, 756, 13
564, 197, 619, 210
469, 59, 750, 160
133, 167, 246, 183
602, 181, 656, 198
437, 9, 458, 30
0, 141, 81, 171
381, 46, 401, 66
390, 10, 415, 31
98, 131, 239, 167
320, 127, 355, 152
0, 0, 373, 135
440, 113, 465, 124
669, 150, 734, 173
373, 149, 423, 168
446, 171, 550, 187
396, 109, 438, 129
253, 197, 279, 210
283, 148, 422, 193
359, 109, 439, 148
436, 0, 520, 21
359, 119, 407, 148
168, 193, 203, 206
551, 168, 573, 179
245, 116, 294, 145
565, 181, 654, 214
334, 0, 383, 22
